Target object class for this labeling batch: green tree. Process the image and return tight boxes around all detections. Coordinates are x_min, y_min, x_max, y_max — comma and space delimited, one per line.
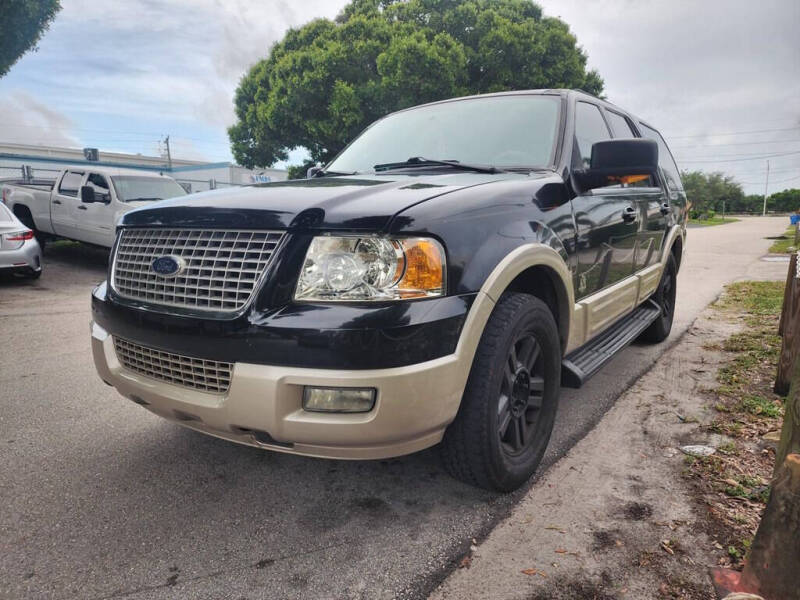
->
0, 0, 61, 77
768, 188, 800, 213
230, 0, 603, 168
287, 160, 317, 180
681, 170, 747, 216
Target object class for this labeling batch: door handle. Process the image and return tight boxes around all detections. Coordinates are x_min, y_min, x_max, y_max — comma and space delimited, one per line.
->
52, 199, 62, 205
660, 202, 670, 215
77, 205, 87, 210
622, 206, 638, 223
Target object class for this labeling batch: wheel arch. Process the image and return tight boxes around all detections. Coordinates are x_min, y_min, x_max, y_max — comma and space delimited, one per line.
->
670, 233, 683, 271
504, 264, 571, 353
455, 244, 574, 365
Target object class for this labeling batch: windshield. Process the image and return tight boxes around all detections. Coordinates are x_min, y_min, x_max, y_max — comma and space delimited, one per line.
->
110, 176, 187, 202
327, 95, 561, 174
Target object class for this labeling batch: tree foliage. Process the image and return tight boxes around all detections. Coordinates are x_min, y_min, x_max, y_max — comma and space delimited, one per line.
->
287, 160, 317, 180
682, 170, 800, 215
768, 188, 800, 213
0, 0, 61, 78
681, 170, 746, 217
229, 0, 604, 168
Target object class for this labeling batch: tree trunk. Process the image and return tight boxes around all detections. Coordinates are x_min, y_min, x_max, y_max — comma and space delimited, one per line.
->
775, 253, 799, 395
739, 454, 800, 600
776, 348, 800, 473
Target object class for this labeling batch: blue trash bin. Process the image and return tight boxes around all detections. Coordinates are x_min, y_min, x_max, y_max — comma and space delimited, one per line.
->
791, 215, 800, 225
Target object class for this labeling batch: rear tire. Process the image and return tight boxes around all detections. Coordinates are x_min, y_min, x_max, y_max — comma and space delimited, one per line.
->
12, 206, 46, 250
640, 253, 677, 343
441, 293, 561, 492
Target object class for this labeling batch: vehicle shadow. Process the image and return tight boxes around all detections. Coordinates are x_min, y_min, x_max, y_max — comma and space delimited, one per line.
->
43, 240, 110, 271
65, 418, 500, 597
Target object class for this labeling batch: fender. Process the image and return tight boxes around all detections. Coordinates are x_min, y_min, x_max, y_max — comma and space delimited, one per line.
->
7, 191, 36, 226
450, 243, 575, 391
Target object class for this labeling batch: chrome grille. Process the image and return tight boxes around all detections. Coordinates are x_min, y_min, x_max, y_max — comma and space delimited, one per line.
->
112, 228, 283, 312
114, 337, 232, 394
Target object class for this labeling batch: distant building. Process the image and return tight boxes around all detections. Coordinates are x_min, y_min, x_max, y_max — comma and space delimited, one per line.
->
0, 142, 287, 192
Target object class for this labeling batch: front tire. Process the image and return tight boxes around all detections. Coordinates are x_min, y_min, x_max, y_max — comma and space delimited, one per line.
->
441, 293, 561, 492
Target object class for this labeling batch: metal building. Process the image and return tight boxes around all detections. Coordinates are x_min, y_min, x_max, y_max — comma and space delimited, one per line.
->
0, 142, 287, 192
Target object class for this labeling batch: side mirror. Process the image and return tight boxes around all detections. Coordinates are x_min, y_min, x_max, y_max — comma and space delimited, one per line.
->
80, 185, 96, 203
307, 165, 323, 178
574, 138, 658, 193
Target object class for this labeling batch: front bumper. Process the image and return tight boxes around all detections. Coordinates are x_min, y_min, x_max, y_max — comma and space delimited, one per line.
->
91, 320, 466, 459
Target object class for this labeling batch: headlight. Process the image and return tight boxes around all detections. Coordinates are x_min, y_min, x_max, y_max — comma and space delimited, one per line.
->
294, 236, 446, 301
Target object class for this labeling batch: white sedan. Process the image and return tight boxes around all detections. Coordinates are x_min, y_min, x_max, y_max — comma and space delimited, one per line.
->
0, 201, 42, 279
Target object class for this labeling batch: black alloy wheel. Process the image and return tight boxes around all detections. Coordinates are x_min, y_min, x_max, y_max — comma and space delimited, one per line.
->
442, 292, 561, 492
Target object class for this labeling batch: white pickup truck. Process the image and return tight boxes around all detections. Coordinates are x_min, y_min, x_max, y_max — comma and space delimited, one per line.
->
0, 167, 187, 248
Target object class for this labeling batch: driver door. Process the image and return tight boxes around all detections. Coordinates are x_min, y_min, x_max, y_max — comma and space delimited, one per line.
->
51, 170, 84, 238
570, 102, 640, 338
75, 172, 115, 246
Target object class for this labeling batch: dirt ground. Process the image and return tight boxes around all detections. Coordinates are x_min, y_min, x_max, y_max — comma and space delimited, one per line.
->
431, 302, 766, 599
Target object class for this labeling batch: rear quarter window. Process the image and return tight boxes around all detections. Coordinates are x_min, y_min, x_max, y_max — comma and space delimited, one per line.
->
605, 110, 636, 138
640, 124, 683, 192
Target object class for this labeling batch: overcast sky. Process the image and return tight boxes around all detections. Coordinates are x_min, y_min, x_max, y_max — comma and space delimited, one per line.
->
0, 0, 797, 193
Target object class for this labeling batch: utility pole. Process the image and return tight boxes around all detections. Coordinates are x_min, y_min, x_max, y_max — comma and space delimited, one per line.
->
762, 159, 770, 216
163, 135, 173, 171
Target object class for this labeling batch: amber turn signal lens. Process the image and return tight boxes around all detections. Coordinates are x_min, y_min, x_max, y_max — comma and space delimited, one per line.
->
607, 174, 650, 185
397, 238, 445, 298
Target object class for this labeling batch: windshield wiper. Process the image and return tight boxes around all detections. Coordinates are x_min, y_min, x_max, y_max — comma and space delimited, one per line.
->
313, 169, 359, 177
127, 197, 162, 202
373, 157, 504, 174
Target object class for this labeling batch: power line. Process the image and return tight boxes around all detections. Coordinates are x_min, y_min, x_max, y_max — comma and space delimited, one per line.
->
666, 126, 800, 139
671, 139, 800, 150
676, 151, 800, 163
738, 174, 800, 185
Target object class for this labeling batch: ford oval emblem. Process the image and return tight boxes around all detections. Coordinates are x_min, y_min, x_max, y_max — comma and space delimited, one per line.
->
151, 255, 184, 277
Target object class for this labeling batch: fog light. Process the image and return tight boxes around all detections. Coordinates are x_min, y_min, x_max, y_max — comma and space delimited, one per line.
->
302, 387, 376, 413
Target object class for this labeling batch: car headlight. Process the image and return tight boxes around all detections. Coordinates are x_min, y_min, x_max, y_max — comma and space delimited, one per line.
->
294, 236, 446, 301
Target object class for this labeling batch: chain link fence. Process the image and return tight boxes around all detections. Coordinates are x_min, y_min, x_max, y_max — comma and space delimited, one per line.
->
0, 164, 251, 194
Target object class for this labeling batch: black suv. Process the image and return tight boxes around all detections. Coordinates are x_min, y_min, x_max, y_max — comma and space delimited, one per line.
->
91, 89, 686, 492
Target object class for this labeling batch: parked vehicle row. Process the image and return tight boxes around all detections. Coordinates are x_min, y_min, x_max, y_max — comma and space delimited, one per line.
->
1, 167, 187, 249
90, 89, 687, 492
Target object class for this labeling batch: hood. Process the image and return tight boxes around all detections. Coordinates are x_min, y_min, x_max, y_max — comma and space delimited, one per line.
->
118, 172, 533, 231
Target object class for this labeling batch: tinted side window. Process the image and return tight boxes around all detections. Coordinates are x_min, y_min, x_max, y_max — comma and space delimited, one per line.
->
640, 124, 682, 191
605, 111, 636, 137
574, 102, 611, 169
58, 171, 83, 197
87, 173, 110, 201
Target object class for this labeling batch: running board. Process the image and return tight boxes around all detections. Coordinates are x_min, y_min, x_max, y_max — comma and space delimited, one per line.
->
561, 299, 661, 388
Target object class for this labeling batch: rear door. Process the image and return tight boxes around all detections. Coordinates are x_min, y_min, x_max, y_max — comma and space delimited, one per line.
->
640, 123, 684, 258
604, 110, 667, 271
51, 170, 84, 238
76, 172, 115, 246
570, 101, 639, 300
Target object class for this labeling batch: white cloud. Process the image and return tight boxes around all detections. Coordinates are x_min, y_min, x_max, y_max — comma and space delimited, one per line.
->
2, 0, 798, 189
0, 90, 80, 147
537, 0, 800, 193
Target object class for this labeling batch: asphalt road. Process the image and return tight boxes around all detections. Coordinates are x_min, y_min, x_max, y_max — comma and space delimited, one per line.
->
0, 217, 788, 600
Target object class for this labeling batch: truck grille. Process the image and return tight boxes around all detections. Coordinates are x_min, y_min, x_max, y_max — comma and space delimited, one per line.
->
112, 228, 283, 312
114, 337, 232, 394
